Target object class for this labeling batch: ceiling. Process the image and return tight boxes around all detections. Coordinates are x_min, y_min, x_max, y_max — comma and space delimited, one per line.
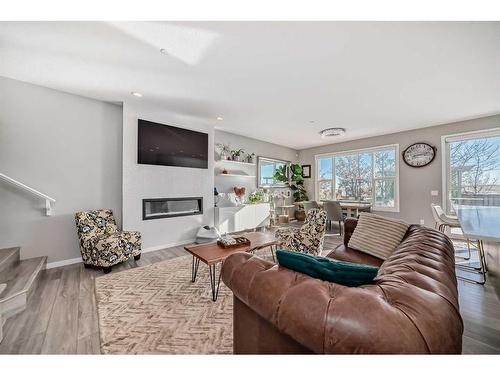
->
1, 21, 499, 150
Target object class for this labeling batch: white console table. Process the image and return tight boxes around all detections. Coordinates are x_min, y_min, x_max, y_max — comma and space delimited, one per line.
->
214, 203, 271, 233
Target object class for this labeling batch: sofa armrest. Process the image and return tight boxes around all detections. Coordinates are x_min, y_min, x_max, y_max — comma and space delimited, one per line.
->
343, 217, 358, 246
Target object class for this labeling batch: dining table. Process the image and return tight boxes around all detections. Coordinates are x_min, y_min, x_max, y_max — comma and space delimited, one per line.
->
316, 200, 372, 217
454, 205, 500, 285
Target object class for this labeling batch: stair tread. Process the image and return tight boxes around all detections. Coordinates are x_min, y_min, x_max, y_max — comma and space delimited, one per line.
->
0, 256, 47, 303
0, 247, 20, 272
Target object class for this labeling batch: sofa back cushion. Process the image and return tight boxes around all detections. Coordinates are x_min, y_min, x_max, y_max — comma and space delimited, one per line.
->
348, 212, 409, 260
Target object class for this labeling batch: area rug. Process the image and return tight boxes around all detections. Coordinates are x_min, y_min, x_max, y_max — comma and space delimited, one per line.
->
95, 255, 235, 354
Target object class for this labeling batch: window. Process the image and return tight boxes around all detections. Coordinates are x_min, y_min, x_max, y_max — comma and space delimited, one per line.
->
258, 157, 289, 187
315, 145, 399, 211
443, 129, 500, 214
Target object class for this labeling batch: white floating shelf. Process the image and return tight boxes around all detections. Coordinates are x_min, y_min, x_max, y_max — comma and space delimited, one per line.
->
215, 159, 256, 166
217, 174, 257, 178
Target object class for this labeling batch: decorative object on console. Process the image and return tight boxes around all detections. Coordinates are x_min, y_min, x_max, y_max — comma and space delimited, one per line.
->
248, 189, 264, 204
276, 249, 379, 287
275, 208, 327, 256
301, 164, 311, 178
75, 209, 142, 273
233, 186, 246, 198
348, 212, 409, 260
221, 168, 228, 174
234, 187, 246, 205
402, 142, 436, 167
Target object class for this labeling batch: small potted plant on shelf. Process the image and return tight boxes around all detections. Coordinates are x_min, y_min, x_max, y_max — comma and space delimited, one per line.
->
216, 143, 231, 161
231, 148, 244, 162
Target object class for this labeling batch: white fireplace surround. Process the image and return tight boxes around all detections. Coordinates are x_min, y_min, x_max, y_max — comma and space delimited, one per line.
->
122, 102, 215, 251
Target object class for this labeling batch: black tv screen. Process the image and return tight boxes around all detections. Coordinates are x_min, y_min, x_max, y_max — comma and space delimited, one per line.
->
138, 119, 208, 169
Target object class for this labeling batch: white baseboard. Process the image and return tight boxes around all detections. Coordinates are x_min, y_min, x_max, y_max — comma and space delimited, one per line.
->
46, 257, 82, 269
46, 239, 195, 270
142, 239, 194, 254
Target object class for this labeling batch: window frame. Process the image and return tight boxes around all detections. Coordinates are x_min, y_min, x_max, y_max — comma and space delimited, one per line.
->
314, 144, 400, 212
441, 127, 500, 215
257, 156, 290, 188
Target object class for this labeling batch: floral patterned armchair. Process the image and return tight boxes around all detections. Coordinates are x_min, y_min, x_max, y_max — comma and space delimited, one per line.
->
75, 209, 142, 273
275, 208, 327, 256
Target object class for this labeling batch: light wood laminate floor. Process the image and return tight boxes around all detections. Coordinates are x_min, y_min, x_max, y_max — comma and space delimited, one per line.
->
1, 227, 499, 354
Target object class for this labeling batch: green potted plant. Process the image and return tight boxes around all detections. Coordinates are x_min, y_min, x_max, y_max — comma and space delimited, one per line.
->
216, 143, 231, 160
273, 163, 309, 220
231, 148, 244, 162
247, 189, 264, 204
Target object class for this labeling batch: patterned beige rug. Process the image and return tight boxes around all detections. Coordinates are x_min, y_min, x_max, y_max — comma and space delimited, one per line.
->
95, 255, 235, 354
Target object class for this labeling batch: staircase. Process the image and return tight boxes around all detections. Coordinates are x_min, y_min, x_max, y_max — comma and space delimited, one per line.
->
0, 247, 47, 342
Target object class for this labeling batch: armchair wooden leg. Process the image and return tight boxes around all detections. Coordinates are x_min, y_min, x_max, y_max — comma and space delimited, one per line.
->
134, 254, 141, 261
103, 266, 112, 274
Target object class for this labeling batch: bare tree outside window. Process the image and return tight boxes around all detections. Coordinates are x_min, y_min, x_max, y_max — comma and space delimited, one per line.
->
449, 136, 500, 208
317, 146, 397, 209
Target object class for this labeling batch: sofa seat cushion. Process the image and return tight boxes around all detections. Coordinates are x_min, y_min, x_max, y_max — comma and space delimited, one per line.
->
276, 249, 379, 287
348, 212, 409, 260
327, 244, 383, 267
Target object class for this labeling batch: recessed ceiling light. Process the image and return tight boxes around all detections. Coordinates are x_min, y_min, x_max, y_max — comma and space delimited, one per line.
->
216, 116, 224, 121
131, 92, 143, 97
309, 120, 315, 124
319, 128, 346, 138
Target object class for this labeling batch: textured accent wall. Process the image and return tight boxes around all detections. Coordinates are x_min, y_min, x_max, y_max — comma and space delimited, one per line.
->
121, 102, 215, 251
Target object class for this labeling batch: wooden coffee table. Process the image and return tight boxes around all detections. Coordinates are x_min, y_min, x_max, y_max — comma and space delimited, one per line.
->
184, 231, 279, 301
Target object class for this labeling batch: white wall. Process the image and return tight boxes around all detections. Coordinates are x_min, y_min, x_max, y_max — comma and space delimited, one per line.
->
122, 102, 215, 251
299, 114, 500, 226
0, 76, 123, 264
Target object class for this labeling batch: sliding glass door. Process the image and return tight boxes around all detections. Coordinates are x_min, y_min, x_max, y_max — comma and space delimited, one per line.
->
444, 129, 500, 214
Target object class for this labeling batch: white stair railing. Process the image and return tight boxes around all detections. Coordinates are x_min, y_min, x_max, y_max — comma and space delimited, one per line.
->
0, 173, 56, 216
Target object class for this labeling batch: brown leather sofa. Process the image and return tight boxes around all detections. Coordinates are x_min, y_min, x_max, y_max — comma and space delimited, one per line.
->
221, 218, 463, 354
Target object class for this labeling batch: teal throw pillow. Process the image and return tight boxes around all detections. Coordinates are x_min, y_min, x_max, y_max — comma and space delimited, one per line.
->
276, 249, 379, 287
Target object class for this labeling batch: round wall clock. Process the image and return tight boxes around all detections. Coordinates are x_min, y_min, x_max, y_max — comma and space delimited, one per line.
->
402, 143, 436, 168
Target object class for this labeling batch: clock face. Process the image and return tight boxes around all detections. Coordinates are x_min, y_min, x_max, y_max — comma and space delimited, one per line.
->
403, 143, 436, 167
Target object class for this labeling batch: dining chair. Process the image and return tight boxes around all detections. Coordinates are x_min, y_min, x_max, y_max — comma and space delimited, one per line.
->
430, 204, 486, 284
431, 204, 461, 232
323, 201, 345, 235
302, 201, 319, 214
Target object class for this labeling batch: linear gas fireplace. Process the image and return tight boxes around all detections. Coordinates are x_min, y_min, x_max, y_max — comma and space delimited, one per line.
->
142, 197, 203, 220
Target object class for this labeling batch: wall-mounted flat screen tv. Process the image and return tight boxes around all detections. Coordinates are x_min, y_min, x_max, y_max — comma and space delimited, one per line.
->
138, 119, 208, 169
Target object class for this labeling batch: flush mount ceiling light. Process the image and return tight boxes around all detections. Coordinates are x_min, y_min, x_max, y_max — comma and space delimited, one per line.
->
216, 116, 224, 121
319, 128, 346, 138
131, 92, 143, 97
